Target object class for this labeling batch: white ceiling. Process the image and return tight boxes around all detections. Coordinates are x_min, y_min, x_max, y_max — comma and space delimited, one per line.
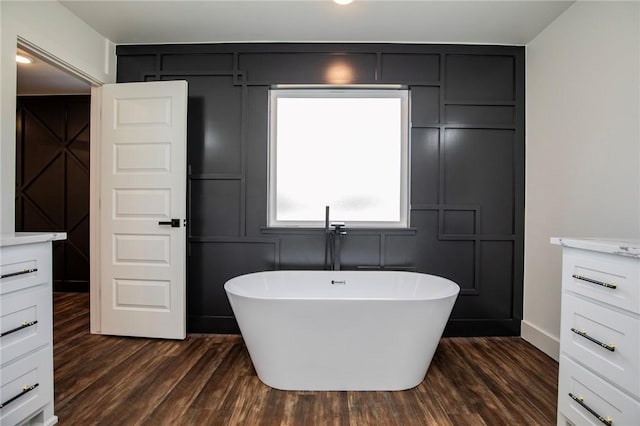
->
60, 0, 574, 45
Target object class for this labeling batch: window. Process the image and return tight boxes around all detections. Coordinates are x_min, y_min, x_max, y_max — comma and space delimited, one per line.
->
268, 88, 409, 228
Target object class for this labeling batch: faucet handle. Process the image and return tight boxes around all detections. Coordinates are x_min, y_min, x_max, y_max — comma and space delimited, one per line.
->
330, 222, 347, 235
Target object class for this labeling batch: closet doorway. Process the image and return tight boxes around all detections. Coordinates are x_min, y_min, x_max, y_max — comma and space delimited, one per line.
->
15, 45, 92, 292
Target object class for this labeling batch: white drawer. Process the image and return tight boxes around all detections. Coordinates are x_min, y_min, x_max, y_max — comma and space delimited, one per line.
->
558, 355, 640, 426
0, 243, 50, 295
0, 347, 52, 426
0, 286, 51, 366
561, 293, 640, 397
563, 248, 640, 314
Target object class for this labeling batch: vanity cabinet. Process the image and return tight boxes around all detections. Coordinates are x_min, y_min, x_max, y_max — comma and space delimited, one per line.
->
553, 238, 640, 426
1, 233, 65, 426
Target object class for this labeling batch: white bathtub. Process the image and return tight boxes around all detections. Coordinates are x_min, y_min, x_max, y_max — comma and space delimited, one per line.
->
224, 270, 459, 391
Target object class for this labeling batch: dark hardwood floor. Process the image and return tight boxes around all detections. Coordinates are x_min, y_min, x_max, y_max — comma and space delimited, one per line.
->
53, 292, 558, 425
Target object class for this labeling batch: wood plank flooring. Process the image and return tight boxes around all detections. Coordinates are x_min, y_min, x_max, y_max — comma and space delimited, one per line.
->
53, 292, 558, 425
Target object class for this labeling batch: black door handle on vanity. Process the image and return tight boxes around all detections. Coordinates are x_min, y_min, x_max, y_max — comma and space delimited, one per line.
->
572, 274, 617, 289
568, 393, 612, 425
570, 328, 615, 352
1, 268, 37, 279
158, 219, 181, 227
0, 320, 38, 338
0, 383, 39, 409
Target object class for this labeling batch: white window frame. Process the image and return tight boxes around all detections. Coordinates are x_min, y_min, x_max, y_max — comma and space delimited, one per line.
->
267, 88, 410, 228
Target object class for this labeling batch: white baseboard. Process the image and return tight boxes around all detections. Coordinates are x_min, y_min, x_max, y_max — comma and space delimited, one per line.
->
521, 320, 560, 362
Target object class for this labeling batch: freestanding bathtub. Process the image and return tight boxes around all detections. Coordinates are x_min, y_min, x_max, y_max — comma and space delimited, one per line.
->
224, 270, 459, 391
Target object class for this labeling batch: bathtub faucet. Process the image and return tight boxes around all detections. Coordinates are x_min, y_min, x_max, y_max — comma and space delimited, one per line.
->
330, 222, 347, 271
324, 206, 347, 270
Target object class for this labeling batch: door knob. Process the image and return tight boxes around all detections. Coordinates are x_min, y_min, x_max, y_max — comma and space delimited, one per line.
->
158, 219, 181, 227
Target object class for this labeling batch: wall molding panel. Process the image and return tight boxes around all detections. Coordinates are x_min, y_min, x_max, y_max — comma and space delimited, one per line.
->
117, 43, 525, 336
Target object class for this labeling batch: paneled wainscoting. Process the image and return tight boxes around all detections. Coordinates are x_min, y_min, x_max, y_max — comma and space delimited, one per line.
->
117, 43, 526, 336
54, 293, 557, 425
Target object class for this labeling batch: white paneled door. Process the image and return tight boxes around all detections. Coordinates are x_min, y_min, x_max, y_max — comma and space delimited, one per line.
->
99, 81, 187, 339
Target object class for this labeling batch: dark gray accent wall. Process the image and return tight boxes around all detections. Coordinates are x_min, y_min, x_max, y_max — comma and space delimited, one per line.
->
116, 43, 525, 336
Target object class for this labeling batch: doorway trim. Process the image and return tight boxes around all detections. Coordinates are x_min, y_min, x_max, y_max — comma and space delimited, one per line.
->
89, 87, 102, 333
17, 37, 104, 87
15, 35, 104, 333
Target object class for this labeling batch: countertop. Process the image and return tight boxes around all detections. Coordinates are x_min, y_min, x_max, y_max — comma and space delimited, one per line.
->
0, 232, 67, 247
551, 237, 640, 258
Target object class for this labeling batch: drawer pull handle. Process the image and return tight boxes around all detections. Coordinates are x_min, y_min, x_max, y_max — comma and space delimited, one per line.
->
572, 274, 617, 289
0, 268, 37, 279
568, 393, 613, 425
571, 328, 615, 352
0, 383, 39, 409
0, 320, 38, 338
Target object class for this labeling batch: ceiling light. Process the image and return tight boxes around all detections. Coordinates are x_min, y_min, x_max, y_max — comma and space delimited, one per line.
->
16, 54, 33, 64
334, 0, 353, 5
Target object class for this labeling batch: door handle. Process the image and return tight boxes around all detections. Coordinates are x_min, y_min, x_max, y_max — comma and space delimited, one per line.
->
158, 219, 181, 227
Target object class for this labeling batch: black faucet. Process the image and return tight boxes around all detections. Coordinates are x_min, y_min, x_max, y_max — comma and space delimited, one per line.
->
324, 206, 347, 270
330, 222, 347, 271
